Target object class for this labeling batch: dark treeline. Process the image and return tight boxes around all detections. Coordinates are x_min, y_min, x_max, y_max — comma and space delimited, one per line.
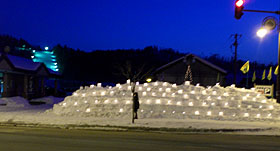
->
0, 35, 276, 87
53, 45, 184, 84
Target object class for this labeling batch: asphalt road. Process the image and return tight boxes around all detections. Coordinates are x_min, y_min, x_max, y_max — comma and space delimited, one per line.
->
0, 126, 280, 151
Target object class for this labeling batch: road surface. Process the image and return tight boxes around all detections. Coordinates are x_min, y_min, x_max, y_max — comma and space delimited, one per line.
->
0, 126, 279, 151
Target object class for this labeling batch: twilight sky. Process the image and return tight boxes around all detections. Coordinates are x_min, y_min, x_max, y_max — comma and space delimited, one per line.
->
0, 0, 279, 64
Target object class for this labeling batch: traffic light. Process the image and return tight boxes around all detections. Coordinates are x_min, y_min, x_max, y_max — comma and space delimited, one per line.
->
235, 0, 244, 19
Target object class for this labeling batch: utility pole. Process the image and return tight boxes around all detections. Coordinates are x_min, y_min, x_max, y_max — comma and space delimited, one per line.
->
232, 34, 242, 85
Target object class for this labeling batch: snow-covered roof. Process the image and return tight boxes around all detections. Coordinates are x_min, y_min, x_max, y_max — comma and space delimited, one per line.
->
0, 54, 60, 77
155, 54, 227, 74
6, 55, 41, 71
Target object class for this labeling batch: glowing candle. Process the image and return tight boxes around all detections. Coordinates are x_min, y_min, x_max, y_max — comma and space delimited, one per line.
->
97, 83, 102, 87
202, 90, 207, 95
119, 108, 123, 112
195, 111, 199, 115
127, 79, 131, 84
182, 112, 186, 114
167, 100, 172, 105
172, 84, 177, 88
162, 93, 166, 97
73, 92, 78, 96
202, 102, 207, 106
156, 99, 161, 104
184, 94, 189, 99
212, 91, 217, 95
142, 92, 147, 96
82, 93, 86, 97
104, 99, 109, 104
224, 102, 228, 107
178, 89, 183, 94
185, 81, 190, 85
166, 88, 171, 92
86, 108, 91, 113
219, 112, 223, 116
188, 102, 193, 106
191, 90, 195, 94
207, 111, 211, 116
90, 85, 94, 88
244, 113, 249, 117
176, 101, 182, 106
261, 100, 267, 103
62, 103, 66, 106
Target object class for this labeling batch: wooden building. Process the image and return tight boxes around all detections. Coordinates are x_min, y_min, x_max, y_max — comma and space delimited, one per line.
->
0, 54, 60, 99
153, 54, 227, 86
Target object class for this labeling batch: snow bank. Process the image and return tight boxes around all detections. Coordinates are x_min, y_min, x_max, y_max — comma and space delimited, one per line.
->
30, 96, 64, 105
50, 81, 280, 122
0, 96, 30, 107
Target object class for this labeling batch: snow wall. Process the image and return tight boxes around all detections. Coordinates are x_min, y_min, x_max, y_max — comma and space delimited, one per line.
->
51, 81, 280, 121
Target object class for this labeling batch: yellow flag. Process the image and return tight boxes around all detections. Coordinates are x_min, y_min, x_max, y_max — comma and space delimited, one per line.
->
274, 65, 278, 75
252, 71, 256, 82
240, 61, 249, 74
267, 67, 272, 80
262, 69, 266, 80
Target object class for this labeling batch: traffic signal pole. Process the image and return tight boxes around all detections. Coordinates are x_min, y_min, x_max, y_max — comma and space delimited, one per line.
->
234, 0, 280, 102
243, 10, 280, 15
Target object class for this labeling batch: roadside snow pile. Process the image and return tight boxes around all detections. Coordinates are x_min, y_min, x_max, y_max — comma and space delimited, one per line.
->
0, 96, 30, 107
51, 81, 280, 121
30, 96, 64, 105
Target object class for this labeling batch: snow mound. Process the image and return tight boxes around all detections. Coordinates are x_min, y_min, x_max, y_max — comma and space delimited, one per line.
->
30, 96, 64, 105
50, 81, 280, 121
0, 96, 30, 107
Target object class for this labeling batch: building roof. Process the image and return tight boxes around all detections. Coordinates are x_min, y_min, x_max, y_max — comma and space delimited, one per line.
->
6, 55, 41, 71
0, 54, 60, 76
154, 54, 227, 74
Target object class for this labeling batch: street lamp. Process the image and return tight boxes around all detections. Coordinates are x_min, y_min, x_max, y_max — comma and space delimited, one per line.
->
257, 28, 268, 38
257, 16, 280, 103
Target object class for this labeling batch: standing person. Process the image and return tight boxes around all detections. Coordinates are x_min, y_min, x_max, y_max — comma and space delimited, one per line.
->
133, 92, 139, 119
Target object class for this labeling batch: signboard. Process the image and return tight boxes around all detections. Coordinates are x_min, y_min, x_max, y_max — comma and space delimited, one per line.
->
254, 84, 273, 97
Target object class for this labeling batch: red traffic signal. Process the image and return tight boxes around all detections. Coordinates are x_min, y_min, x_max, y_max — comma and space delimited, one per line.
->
235, 0, 244, 19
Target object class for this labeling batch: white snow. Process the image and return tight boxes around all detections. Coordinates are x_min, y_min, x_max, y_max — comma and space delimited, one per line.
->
1, 81, 280, 136
51, 81, 280, 122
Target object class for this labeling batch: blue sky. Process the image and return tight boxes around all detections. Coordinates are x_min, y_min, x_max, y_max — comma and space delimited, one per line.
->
0, 0, 279, 64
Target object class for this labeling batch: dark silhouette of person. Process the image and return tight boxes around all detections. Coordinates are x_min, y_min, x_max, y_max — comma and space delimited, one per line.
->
133, 92, 139, 119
